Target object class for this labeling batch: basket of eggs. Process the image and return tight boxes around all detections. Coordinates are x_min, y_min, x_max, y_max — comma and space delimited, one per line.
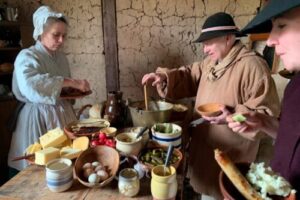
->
74, 145, 119, 187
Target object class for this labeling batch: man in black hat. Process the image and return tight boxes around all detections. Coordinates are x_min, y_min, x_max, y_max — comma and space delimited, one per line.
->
227, 0, 300, 198
142, 12, 280, 199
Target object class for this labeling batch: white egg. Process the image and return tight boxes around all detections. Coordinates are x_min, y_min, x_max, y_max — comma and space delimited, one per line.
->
83, 168, 94, 179
82, 162, 92, 170
92, 161, 100, 167
97, 169, 109, 181
88, 173, 100, 183
94, 165, 104, 171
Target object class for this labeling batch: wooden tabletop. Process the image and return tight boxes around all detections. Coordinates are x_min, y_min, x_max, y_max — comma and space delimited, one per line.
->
0, 164, 183, 200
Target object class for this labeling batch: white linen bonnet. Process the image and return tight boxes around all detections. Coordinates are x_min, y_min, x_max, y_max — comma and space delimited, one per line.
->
32, 6, 67, 41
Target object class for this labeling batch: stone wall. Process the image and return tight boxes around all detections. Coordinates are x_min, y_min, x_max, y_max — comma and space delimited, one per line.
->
1, 0, 265, 108
117, 0, 262, 100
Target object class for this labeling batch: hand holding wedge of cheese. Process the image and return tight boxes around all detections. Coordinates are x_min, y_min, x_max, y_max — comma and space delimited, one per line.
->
25, 127, 89, 165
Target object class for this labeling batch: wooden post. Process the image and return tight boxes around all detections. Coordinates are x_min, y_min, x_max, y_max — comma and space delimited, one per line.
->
102, 0, 119, 92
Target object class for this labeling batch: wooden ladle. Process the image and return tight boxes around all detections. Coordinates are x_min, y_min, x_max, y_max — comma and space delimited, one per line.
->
144, 85, 148, 110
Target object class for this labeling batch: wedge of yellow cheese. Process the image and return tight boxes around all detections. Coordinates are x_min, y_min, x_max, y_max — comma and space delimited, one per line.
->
35, 147, 60, 165
72, 136, 89, 151
25, 142, 42, 154
60, 147, 82, 160
39, 127, 67, 148
56, 137, 73, 149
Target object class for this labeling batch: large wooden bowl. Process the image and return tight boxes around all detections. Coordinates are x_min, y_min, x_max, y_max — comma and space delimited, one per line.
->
74, 146, 119, 188
219, 163, 296, 200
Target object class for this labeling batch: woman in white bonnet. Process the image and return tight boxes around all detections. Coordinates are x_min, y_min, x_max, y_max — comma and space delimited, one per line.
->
7, 5, 90, 175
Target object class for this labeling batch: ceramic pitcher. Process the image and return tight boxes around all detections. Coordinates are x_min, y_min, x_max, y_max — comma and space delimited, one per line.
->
104, 91, 125, 127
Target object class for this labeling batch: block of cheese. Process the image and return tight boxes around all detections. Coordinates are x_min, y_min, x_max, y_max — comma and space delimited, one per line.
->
35, 147, 60, 165
60, 147, 82, 160
56, 137, 73, 149
25, 142, 42, 154
39, 127, 67, 148
72, 136, 89, 151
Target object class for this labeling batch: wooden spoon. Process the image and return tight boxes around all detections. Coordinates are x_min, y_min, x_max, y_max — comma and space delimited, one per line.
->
144, 85, 148, 110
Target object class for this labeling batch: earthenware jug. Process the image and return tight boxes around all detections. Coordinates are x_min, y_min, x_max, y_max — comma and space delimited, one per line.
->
104, 91, 125, 127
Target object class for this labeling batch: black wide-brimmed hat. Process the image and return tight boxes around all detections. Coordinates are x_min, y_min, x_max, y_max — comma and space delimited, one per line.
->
194, 12, 245, 43
242, 0, 300, 34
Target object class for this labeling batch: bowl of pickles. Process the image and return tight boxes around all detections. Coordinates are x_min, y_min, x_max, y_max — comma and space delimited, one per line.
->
138, 146, 182, 172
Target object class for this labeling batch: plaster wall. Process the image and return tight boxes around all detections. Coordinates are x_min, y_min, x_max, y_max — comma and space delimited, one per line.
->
2, 0, 274, 107
2, 0, 106, 109
116, 0, 262, 100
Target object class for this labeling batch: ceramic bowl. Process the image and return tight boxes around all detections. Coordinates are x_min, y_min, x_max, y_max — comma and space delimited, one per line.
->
100, 127, 117, 137
151, 123, 182, 149
74, 145, 119, 188
197, 103, 223, 117
219, 163, 296, 200
115, 132, 143, 156
138, 146, 183, 173
129, 127, 150, 147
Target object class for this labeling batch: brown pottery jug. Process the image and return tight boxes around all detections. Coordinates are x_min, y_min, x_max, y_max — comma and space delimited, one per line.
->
104, 91, 125, 127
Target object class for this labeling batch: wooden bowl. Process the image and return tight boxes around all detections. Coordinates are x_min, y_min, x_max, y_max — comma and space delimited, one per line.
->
219, 163, 296, 200
74, 146, 119, 188
64, 118, 110, 139
197, 103, 222, 117
138, 145, 183, 172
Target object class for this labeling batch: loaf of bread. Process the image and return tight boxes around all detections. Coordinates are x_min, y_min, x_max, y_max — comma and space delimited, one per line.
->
214, 149, 263, 200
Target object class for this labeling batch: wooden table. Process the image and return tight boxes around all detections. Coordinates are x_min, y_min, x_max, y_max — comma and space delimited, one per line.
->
0, 165, 183, 200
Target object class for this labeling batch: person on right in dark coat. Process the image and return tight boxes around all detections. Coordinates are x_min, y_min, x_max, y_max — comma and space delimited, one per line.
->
226, 0, 300, 198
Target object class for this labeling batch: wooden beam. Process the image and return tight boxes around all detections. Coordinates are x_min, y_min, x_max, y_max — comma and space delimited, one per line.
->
102, 0, 119, 92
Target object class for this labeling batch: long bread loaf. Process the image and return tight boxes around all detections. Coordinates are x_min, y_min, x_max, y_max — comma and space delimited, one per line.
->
214, 149, 263, 200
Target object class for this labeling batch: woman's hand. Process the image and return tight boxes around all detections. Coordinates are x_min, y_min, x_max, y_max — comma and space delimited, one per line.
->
141, 72, 167, 86
226, 112, 263, 134
202, 105, 231, 124
226, 112, 278, 138
63, 78, 91, 92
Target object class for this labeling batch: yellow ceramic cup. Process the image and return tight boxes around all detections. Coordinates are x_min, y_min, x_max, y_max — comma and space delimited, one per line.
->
151, 165, 177, 200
